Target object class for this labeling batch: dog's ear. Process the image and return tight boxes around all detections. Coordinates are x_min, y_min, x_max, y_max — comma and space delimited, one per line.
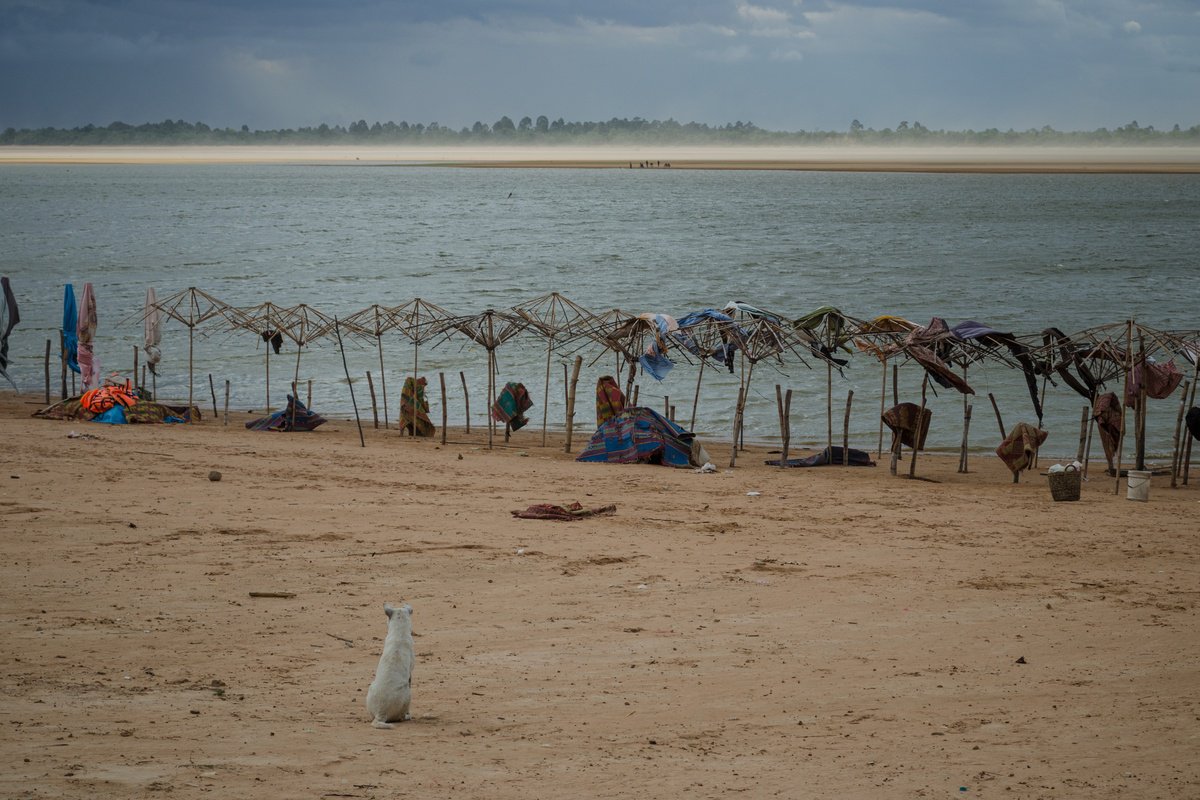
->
384, 604, 394, 618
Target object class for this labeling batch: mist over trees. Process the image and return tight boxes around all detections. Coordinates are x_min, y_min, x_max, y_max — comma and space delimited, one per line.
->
2, 117, 1198, 146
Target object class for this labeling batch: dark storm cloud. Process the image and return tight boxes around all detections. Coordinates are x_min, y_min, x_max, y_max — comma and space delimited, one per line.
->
1, 0, 1197, 132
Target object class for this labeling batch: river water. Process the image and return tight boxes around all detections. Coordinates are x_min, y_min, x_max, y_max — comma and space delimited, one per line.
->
1, 163, 1197, 457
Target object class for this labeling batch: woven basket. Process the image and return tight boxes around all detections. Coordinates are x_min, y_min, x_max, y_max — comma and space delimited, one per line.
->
1048, 466, 1081, 501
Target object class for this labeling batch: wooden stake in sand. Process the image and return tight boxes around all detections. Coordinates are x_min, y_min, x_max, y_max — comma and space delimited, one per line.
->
43, 339, 51, 404
439, 372, 447, 446
209, 374, 218, 422
1183, 371, 1198, 485
877, 358, 888, 458
133, 345, 138, 391
729, 386, 744, 468
842, 390, 854, 465
223, 379, 230, 426
988, 393, 1006, 438
907, 376, 929, 479
958, 404, 973, 474
366, 372, 379, 429
1170, 380, 1190, 488
460, 371, 471, 434
333, 317, 365, 448
1083, 396, 1096, 478
307, 379, 312, 410
1115, 319, 1134, 494
564, 355, 582, 453
780, 388, 793, 467
1076, 405, 1090, 463
59, 330, 67, 400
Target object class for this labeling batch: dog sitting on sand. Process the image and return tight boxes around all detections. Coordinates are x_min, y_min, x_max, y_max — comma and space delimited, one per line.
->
366, 603, 414, 728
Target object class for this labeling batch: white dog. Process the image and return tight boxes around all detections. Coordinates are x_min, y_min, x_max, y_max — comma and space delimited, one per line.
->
365, 603, 414, 728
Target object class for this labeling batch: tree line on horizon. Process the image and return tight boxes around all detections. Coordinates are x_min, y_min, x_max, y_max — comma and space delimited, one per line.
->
3, 116, 1198, 146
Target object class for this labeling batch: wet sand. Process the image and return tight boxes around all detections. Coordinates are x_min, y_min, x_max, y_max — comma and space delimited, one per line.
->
2, 389, 1198, 798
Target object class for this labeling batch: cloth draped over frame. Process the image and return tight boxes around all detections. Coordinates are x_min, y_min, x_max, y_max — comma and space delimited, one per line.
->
491, 381, 533, 431
143, 287, 162, 376
638, 313, 678, 382
882, 402, 932, 450
1092, 392, 1123, 467
673, 309, 740, 373
33, 395, 193, 424
62, 284, 80, 376
76, 282, 99, 390
577, 406, 697, 467
952, 319, 1042, 421
1124, 359, 1183, 409
0, 276, 19, 389
907, 345, 974, 395
995, 422, 1048, 475
595, 375, 626, 427
401, 376, 435, 436
246, 394, 326, 432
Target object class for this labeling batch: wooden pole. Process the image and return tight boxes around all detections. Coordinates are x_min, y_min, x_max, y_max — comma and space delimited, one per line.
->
632, 384, 639, 406
188, 325, 194, 422
892, 362, 899, 406
826, 361, 834, 457
133, 345, 138, 391
664, 395, 670, 420
366, 371, 379, 429
1076, 405, 1089, 463
290, 381, 298, 431
307, 379, 312, 410
690, 358, 706, 432
460, 371, 470, 434
729, 386, 744, 468
781, 389, 793, 467
877, 358, 887, 457
541, 340, 553, 447
1183, 372, 1198, 485
142, 366, 146, 397
44, 339, 51, 404
1170, 380, 1190, 488
739, 362, 756, 452
208, 374, 218, 422
957, 404, 973, 474
842, 390, 854, 465
1115, 320, 1133, 493
59, 329, 67, 400
333, 318, 365, 448
439, 371, 447, 446
564, 355, 582, 453
988, 392, 1007, 438
775, 384, 786, 448
378, 336, 389, 430
223, 379, 230, 426
908, 376, 929, 479
265, 340, 270, 413
1135, 331, 1147, 471
1083, 397, 1096, 479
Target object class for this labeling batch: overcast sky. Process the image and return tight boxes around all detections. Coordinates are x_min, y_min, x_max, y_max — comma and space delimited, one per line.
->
1, 0, 1197, 132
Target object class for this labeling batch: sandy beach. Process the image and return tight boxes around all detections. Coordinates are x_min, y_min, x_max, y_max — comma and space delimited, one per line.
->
1, 388, 1198, 799
2, 145, 1200, 172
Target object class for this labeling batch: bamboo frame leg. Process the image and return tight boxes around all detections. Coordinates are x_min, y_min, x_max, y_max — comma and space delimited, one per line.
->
1170, 380, 1190, 488
877, 359, 887, 458
440, 372, 448, 446
729, 387, 744, 468
842, 390, 854, 465
958, 404, 973, 474
366, 372, 379, 429
690, 358, 706, 432
460, 371, 470, 434
541, 342, 553, 447
378, 337, 389, 430
223, 380, 230, 426
44, 339, 51, 404
1115, 320, 1134, 493
209, 374, 218, 422
782, 389, 793, 466
564, 356, 582, 453
908, 377, 929, 479
1076, 405, 1089, 463
1184, 373, 1199, 485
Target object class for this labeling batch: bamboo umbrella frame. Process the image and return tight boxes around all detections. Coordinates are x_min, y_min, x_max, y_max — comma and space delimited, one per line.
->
1065, 322, 1187, 482
792, 307, 867, 456
125, 287, 230, 416
387, 298, 454, 435
852, 315, 921, 456
437, 308, 530, 448
341, 304, 404, 429
511, 291, 603, 446
671, 312, 748, 432
727, 316, 816, 450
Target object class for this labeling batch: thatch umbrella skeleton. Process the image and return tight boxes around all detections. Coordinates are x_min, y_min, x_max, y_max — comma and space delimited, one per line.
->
511, 292, 603, 445
440, 308, 530, 448
128, 287, 229, 415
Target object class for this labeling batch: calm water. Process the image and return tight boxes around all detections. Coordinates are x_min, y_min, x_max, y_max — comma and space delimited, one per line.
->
1, 164, 1197, 456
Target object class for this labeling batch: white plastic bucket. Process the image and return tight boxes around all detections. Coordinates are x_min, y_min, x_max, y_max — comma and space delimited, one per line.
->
1126, 470, 1152, 502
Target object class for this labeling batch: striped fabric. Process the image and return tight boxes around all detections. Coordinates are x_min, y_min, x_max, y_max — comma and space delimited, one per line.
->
577, 407, 695, 467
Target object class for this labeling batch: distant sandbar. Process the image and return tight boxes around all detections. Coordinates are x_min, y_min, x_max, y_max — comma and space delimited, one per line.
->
2, 145, 1199, 173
